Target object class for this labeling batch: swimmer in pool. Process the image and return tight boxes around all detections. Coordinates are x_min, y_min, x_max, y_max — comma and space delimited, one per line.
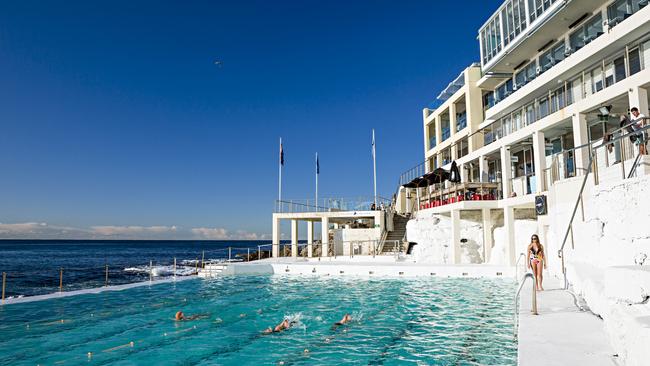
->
262, 318, 294, 334
331, 313, 352, 330
175, 311, 208, 321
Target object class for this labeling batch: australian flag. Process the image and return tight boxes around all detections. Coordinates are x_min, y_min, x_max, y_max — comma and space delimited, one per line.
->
316, 153, 319, 175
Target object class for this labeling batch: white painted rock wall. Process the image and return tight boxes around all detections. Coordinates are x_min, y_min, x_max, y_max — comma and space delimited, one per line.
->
406, 210, 484, 264
490, 219, 539, 265
552, 175, 650, 366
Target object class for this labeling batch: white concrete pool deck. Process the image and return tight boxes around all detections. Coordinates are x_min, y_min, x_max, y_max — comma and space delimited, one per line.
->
1, 276, 196, 306
217, 256, 515, 278
517, 275, 618, 366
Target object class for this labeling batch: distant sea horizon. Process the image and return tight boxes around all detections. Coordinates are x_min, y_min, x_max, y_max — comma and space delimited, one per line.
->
0, 239, 300, 298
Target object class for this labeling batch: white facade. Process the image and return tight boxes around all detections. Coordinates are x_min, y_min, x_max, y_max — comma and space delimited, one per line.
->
408, 0, 650, 267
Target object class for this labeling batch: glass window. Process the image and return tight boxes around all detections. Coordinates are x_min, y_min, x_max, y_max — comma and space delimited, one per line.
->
569, 29, 585, 50
591, 67, 603, 93
518, 0, 527, 32
528, 0, 537, 22
570, 76, 582, 103
584, 71, 593, 97
506, 3, 514, 41
525, 62, 537, 81
643, 40, 650, 70
503, 115, 512, 135
513, 111, 523, 131
584, 14, 603, 41
614, 56, 626, 83
629, 48, 641, 75
515, 68, 526, 88
525, 103, 535, 125
483, 91, 495, 110
551, 87, 562, 113
538, 97, 549, 119
607, 0, 631, 24
604, 62, 615, 87
494, 121, 503, 140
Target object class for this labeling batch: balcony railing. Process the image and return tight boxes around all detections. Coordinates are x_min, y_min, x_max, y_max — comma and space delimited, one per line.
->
479, 32, 650, 149
484, 2, 648, 112
275, 197, 392, 213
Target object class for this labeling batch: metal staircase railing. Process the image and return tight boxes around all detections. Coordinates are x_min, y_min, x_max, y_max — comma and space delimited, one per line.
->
558, 121, 650, 289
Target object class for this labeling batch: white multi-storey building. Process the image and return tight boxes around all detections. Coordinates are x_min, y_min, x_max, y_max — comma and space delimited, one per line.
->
400, 0, 650, 266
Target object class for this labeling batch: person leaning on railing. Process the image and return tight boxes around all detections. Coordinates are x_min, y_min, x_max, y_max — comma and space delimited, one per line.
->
630, 107, 647, 155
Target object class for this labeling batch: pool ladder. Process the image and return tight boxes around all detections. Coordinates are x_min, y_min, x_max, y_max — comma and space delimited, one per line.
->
514, 272, 538, 334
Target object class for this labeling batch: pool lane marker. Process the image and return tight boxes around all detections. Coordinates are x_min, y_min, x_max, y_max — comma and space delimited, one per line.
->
43, 319, 69, 326
103, 341, 135, 353
163, 325, 197, 337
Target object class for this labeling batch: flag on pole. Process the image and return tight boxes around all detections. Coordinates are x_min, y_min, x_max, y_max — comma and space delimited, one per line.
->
372, 129, 377, 207
280, 141, 284, 166
316, 154, 319, 175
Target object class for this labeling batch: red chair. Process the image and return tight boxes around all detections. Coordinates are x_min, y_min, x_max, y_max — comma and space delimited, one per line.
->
457, 195, 464, 202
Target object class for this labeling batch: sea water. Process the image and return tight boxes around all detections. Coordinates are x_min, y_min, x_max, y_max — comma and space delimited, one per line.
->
0, 275, 517, 365
0, 240, 271, 297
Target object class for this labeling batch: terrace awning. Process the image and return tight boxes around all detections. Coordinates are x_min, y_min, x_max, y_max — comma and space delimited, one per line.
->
401, 162, 462, 188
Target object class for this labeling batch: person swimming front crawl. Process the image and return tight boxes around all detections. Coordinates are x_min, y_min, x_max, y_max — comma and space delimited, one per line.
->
262, 318, 295, 334
334, 313, 352, 326
175, 311, 208, 321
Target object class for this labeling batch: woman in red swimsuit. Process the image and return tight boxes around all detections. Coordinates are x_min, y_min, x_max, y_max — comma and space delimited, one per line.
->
526, 234, 547, 291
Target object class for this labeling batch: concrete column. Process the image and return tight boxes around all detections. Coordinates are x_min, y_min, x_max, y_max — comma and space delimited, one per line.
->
628, 86, 649, 117
479, 155, 489, 182
460, 163, 469, 183
449, 103, 457, 137
500, 146, 512, 198
450, 210, 461, 264
482, 208, 493, 263
572, 113, 589, 176
532, 130, 546, 193
291, 219, 298, 258
451, 142, 458, 161
504, 206, 516, 266
435, 115, 442, 146
307, 221, 314, 257
321, 216, 329, 257
272, 215, 280, 257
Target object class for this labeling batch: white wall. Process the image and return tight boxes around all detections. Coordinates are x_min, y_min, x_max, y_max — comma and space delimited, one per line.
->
545, 174, 650, 366
332, 228, 381, 256
406, 211, 484, 264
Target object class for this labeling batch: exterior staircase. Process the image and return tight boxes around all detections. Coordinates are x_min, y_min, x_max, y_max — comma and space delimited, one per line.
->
381, 214, 409, 254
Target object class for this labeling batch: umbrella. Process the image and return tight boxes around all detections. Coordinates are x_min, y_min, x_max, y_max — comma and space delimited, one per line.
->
449, 161, 461, 183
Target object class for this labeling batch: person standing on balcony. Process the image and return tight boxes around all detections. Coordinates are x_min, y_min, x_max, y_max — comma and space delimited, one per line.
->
630, 107, 647, 155
527, 234, 547, 291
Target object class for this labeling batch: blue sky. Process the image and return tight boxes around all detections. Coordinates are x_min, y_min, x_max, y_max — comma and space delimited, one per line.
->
0, 0, 501, 240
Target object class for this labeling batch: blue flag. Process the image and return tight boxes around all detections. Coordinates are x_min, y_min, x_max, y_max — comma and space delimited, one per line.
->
316, 154, 319, 174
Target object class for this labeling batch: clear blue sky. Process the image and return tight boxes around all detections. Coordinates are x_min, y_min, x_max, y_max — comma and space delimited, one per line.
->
0, 0, 501, 240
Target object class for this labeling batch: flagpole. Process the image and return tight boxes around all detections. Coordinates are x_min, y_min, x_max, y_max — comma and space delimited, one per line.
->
279, 137, 283, 212
315, 152, 319, 209
372, 129, 377, 207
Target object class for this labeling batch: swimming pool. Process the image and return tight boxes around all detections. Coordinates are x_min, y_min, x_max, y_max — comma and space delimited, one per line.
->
0, 276, 517, 365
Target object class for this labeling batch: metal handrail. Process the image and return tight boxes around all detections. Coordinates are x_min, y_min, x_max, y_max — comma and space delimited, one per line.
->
514, 272, 538, 332
515, 252, 526, 279
557, 122, 650, 289
557, 150, 593, 290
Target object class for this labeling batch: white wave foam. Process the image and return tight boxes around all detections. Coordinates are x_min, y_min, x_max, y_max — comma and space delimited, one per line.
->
123, 265, 196, 277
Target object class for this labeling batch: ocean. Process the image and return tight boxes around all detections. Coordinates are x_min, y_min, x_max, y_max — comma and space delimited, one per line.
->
0, 240, 278, 298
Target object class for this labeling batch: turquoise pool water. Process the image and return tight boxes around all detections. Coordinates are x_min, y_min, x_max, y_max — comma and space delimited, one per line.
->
0, 276, 517, 365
